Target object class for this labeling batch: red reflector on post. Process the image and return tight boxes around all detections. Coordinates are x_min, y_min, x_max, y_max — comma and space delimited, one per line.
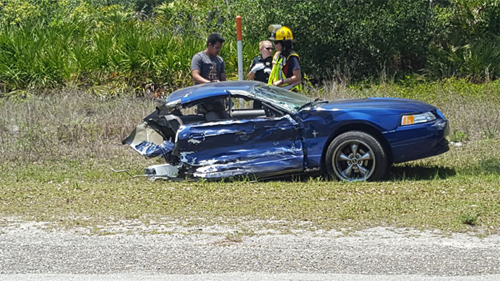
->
236, 16, 242, 41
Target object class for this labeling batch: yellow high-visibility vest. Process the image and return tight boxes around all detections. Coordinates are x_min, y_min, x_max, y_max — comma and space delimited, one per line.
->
268, 51, 302, 92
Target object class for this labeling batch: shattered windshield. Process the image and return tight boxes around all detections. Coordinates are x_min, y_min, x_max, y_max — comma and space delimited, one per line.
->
251, 84, 312, 113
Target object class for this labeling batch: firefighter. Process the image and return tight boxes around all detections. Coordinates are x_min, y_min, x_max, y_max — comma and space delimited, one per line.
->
267, 25, 302, 92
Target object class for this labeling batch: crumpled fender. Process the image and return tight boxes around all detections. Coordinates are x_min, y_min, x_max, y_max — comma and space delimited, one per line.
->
122, 122, 174, 158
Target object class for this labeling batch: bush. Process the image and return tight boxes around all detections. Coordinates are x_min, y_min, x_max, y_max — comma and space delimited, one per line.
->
426, 0, 500, 82
2, 0, 500, 92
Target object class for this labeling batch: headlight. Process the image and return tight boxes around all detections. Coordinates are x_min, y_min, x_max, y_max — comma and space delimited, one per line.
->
401, 112, 436, 126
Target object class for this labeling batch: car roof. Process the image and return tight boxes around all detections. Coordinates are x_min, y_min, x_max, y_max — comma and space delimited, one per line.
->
165, 81, 262, 105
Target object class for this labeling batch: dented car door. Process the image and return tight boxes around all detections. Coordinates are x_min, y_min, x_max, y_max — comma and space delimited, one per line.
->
176, 115, 304, 179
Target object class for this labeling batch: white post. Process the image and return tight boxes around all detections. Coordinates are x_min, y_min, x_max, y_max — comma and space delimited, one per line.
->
236, 16, 243, 81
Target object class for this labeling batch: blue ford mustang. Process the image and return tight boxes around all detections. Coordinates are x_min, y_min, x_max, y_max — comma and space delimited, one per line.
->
123, 81, 449, 181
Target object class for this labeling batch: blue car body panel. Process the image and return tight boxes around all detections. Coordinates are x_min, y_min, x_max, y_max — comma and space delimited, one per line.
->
296, 98, 449, 168
125, 81, 449, 180
166, 81, 255, 106
176, 115, 304, 179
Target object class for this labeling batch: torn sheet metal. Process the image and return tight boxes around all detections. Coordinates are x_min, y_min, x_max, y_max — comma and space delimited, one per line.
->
175, 115, 304, 179
190, 143, 304, 179
122, 122, 175, 158
131, 140, 175, 159
145, 164, 179, 179
123, 113, 306, 180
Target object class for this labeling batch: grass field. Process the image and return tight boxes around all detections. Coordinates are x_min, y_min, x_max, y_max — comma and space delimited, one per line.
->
1, 80, 499, 235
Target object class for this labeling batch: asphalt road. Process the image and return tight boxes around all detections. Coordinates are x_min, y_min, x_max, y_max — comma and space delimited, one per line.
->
1, 220, 499, 281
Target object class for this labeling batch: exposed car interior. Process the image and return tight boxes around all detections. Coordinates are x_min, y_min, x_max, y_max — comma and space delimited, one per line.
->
142, 94, 288, 145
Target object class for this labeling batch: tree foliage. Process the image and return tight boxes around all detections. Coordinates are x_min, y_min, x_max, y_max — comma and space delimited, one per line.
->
1, 0, 500, 92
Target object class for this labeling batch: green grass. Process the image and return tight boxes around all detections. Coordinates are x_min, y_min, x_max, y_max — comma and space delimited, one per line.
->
1, 157, 499, 234
1, 80, 500, 235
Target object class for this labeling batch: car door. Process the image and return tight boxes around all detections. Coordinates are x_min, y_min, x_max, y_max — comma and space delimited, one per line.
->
175, 115, 304, 179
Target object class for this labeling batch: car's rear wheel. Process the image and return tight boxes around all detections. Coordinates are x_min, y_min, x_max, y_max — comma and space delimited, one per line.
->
326, 131, 388, 181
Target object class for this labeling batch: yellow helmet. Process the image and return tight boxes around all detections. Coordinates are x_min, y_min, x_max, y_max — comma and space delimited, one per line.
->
269, 25, 293, 41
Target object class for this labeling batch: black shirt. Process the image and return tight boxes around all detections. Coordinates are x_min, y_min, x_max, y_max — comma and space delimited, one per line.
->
248, 55, 273, 83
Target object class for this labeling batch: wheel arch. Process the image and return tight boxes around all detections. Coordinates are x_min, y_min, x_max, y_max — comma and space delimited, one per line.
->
320, 122, 394, 170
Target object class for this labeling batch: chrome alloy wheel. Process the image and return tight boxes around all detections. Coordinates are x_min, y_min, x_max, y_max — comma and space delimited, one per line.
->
332, 140, 375, 181
325, 131, 388, 182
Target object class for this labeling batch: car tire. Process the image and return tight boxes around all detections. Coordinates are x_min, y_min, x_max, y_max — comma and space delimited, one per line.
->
326, 131, 388, 181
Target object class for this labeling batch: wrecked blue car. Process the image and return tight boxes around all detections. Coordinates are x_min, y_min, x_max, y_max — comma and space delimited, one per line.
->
123, 81, 449, 181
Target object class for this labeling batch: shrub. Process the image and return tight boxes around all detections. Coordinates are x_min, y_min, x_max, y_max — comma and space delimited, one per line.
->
3, 0, 500, 91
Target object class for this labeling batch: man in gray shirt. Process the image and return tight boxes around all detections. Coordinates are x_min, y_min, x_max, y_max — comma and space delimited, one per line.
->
191, 33, 226, 84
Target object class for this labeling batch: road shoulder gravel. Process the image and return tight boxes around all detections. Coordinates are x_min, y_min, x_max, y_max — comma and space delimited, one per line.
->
1, 219, 499, 280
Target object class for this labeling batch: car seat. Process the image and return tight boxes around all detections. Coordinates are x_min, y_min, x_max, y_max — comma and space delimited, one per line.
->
197, 98, 230, 121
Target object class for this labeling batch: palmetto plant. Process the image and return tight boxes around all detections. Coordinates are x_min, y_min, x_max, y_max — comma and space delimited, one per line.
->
3, 0, 500, 92
0, 1, 257, 93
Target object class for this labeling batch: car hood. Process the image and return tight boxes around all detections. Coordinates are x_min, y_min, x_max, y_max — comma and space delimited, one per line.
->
316, 97, 437, 113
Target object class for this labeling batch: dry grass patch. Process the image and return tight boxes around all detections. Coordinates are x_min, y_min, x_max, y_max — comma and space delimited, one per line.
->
1, 80, 499, 235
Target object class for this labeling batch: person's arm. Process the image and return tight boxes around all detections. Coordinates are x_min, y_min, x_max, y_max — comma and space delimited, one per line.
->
191, 53, 211, 84
273, 56, 301, 86
274, 70, 301, 86
246, 59, 257, 80
287, 68, 302, 85
247, 59, 267, 80
247, 71, 256, 80
219, 60, 226, 81
192, 69, 211, 84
